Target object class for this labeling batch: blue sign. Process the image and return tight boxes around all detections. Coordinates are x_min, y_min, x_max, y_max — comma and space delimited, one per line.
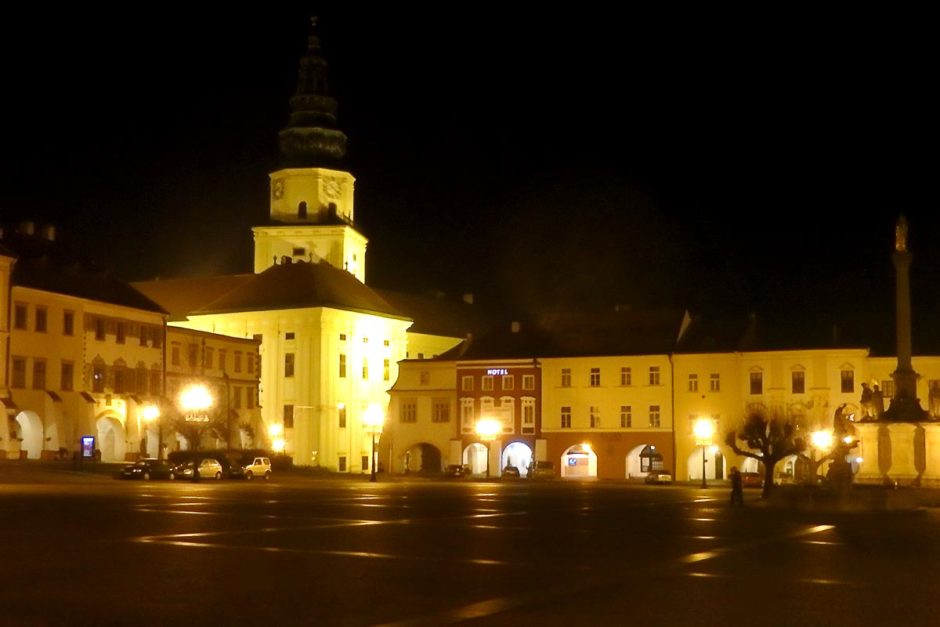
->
81, 436, 95, 459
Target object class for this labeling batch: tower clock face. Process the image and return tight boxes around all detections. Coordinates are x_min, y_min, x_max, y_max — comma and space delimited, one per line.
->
324, 178, 342, 200
272, 179, 285, 199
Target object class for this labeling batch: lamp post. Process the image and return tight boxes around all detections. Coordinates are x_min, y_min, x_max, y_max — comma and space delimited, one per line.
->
142, 404, 161, 459
809, 429, 834, 481
179, 383, 213, 452
693, 417, 716, 489
269, 423, 285, 454
475, 417, 501, 478
363, 404, 385, 482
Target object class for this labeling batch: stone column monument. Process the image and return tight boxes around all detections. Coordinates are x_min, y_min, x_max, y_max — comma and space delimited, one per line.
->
883, 216, 928, 422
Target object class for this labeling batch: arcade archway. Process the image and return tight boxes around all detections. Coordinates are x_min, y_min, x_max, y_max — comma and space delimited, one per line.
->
687, 448, 725, 481
501, 441, 533, 477
561, 444, 597, 478
401, 442, 443, 474
14, 411, 43, 459
96, 416, 126, 462
463, 443, 487, 475
627, 444, 663, 478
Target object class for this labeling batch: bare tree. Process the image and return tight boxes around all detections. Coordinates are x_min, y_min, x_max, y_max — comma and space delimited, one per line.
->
725, 410, 805, 498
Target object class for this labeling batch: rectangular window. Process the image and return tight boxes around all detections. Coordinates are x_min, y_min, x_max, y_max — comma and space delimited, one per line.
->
432, 399, 450, 423
384, 359, 390, 381
11, 357, 26, 388
620, 405, 632, 428
362, 455, 370, 471
32, 359, 46, 390
136, 367, 148, 395
35, 307, 47, 333
792, 371, 805, 394
561, 406, 572, 429
649, 405, 661, 428
362, 357, 369, 380
92, 363, 105, 393
113, 367, 126, 393
234, 351, 242, 373
522, 374, 535, 390
688, 374, 698, 392
171, 344, 180, 366
247, 388, 255, 410
522, 398, 536, 434
419, 370, 430, 385
841, 370, 855, 394
649, 366, 661, 386
218, 350, 227, 372
230, 386, 240, 409
502, 375, 515, 390
339, 333, 347, 341
150, 369, 161, 396
881, 380, 895, 398
461, 398, 474, 433
561, 368, 571, 387
339, 354, 347, 378
590, 406, 600, 429
285, 353, 295, 378
384, 339, 390, 347
116, 322, 125, 344
246, 352, 254, 375
14, 303, 27, 330
621, 367, 632, 386
338, 404, 347, 429
590, 368, 601, 387
63, 311, 75, 336
95, 318, 105, 341
187, 343, 197, 368
482, 376, 494, 391
61, 361, 74, 391
750, 372, 763, 395
462, 376, 473, 391
401, 399, 417, 423
205, 347, 214, 369
362, 337, 369, 344
338, 456, 347, 472
138, 325, 148, 346
710, 373, 720, 392
283, 405, 294, 429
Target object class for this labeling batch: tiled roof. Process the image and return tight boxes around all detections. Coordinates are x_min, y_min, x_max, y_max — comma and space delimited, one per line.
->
375, 289, 492, 338
2, 231, 165, 314
133, 275, 254, 320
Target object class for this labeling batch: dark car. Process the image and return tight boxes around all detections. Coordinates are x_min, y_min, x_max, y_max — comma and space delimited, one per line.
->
120, 459, 176, 481
529, 461, 555, 480
644, 470, 673, 485
741, 471, 763, 488
222, 458, 247, 479
444, 464, 470, 478
502, 465, 521, 478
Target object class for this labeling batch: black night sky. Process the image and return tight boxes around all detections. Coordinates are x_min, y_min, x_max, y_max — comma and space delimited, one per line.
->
1, 7, 937, 349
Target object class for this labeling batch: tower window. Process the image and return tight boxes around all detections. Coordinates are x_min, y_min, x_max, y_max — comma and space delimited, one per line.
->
292, 247, 305, 257
298, 201, 308, 219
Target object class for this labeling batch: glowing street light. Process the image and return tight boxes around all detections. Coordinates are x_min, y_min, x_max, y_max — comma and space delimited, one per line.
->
141, 404, 162, 459
179, 383, 213, 418
363, 404, 385, 482
693, 417, 716, 489
810, 430, 834, 452
269, 423, 285, 454
475, 417, 501, 478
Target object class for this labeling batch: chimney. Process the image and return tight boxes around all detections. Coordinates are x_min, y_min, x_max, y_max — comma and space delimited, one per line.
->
19, 221, 35, 236
462, 293, 474, 305
511, 321, 521, 334
41, 225, 56, 241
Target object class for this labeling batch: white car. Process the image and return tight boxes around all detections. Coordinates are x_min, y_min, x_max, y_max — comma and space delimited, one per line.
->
175, 458, 223, 481
243, 457, 272, 480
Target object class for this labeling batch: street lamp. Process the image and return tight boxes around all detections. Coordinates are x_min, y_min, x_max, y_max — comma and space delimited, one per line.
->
693, 417, 716, 488
179, 383, 213, 419
475, 417, 501, 478
809, 429, 834, 481
141, 404, 162, 459
363, 404, 385, 483
269, 423, 285, 454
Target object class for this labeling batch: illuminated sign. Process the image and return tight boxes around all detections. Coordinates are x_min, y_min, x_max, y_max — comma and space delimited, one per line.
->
81, 436, 95, 459
487, 368, 509, 376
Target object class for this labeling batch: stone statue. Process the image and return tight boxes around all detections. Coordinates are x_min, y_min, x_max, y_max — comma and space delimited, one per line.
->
833, 403, 847, 436
860, 382, 873, 418
872, 384, 885, 418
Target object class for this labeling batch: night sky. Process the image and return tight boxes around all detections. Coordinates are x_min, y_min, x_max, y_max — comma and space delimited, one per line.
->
1, 8, 937, 348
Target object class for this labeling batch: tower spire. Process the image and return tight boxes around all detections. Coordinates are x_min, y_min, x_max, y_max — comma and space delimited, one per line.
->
278, 16, 348, 167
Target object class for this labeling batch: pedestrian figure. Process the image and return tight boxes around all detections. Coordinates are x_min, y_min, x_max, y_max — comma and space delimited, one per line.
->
730, 466, 744, 505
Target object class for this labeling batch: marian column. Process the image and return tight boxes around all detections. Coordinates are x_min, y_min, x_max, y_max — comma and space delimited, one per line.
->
883, 215, 927, 421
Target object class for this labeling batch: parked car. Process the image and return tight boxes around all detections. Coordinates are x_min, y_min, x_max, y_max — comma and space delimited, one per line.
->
174, 458, 223, 481
222, 458, 246, 480
444, 464, 470, 478
120, 459, 176, 481
502, 465, 521, 478
529, 461, 555, 480
741, 471, 764, 488
243, 457, 272, 480
644, 470, 673, 485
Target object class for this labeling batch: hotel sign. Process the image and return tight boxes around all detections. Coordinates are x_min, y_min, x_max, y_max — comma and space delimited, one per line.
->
487, 368, 509, 376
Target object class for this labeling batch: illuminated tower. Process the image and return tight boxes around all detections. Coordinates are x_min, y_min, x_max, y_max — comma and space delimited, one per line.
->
883, 215, 927, 421
253, 17, 367, 281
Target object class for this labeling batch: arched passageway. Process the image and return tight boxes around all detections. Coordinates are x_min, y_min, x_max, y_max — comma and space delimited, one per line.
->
561, 444, 597, 478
